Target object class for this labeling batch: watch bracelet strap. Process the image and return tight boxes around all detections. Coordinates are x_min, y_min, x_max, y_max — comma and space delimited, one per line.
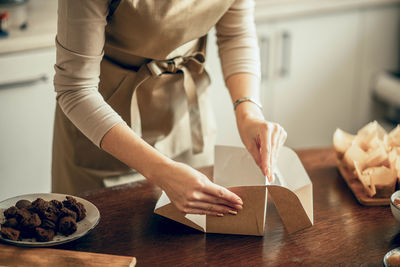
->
233, 97, 263, 110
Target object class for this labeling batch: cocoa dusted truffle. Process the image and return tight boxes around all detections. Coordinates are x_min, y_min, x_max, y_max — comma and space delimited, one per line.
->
58, 216, 77, 236
31, 198, 48, 215
4, 206, 18, 219
35, 227, 55, 242
74, 202, 86, 221
21, 213, 41, 229
41, 219, 56, 230
15, 199, 32, 210
59, 207, 77, 221
42, 209, 59, 223
3, 218, 18, 228
62, 196, 86, 221
49, 199, 63, 211
1, 227, 20, 241
15, 208, 31, 223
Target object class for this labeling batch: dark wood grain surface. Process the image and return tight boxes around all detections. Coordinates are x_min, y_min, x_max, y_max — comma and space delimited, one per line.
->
55, 148, 400, 266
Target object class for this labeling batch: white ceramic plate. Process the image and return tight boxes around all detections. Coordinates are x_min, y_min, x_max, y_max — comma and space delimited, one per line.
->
0, 193, 100, 247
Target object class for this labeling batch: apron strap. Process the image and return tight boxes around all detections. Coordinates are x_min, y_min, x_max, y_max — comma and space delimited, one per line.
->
107, 0, 122, 21
130, 39, 207, 154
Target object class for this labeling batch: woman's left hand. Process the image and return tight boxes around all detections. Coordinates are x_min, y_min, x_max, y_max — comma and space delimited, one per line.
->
235, 102, 287, 182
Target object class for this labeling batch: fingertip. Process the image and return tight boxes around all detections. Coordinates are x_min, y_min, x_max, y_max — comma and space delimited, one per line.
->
234, 204, 243, 210
266, 169, 274, 183
260, 161, 267, 175
264, 166, 270, 176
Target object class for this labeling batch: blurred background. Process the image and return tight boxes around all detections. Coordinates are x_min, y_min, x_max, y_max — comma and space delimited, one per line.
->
0, 0, 399, 198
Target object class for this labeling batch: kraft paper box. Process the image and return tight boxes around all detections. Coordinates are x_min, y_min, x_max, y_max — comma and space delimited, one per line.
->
154, 145, 313, 236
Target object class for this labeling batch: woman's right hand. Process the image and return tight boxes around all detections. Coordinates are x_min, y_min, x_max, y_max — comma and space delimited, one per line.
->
153, 161, 243, 216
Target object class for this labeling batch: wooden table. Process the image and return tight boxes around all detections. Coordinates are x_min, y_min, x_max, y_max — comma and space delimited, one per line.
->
56, 148, 399, 266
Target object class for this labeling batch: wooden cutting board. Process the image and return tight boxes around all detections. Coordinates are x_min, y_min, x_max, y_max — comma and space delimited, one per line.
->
0, 244, 136, 267
337, 161, 390, 206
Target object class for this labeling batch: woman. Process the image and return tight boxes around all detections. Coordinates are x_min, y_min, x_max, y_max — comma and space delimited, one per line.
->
52, 0, 287, 216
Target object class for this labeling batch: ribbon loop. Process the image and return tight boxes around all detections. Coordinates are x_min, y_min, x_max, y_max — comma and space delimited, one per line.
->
147, 61, 163, 76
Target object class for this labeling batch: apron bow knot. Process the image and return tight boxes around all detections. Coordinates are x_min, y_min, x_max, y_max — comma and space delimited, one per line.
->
146, 51, 205, 77
131, 50, 206, 155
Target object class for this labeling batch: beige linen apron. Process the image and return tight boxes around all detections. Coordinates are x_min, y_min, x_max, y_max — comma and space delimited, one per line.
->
52, 0, 234, 194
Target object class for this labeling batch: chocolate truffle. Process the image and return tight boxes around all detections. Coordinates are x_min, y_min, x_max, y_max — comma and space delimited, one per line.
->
4, 206, 18, 219
31, 198, 48, 215
41, 219, 56, 230
35, 227, 55, 242
42, 209, 58, 223
49, 199, 63, 211
58, 216, 77, 236
15, 208, 31, 223
15, 199, 32, 210
1, 227, 20, 241
62, 196, 86, 221
2, 217, 18, 228
59, 207, 77, 221
21, 213, 41, 229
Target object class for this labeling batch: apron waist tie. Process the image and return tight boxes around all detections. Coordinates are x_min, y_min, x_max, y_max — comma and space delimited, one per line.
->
130, 52, 206, 155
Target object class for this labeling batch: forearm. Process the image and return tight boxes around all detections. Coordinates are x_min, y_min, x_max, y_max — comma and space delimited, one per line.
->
226, 73, 286, 180
100, 122, 243, 215
226, 72, 263, 121
100, 122, 173, 183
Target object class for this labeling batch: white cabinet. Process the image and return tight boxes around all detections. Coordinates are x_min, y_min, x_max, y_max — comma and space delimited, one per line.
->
257, 12, 360, 148
0, 48, 56, 200
257, 5, 400, 149
207, 28, 243, 147
355, 5, 400, 129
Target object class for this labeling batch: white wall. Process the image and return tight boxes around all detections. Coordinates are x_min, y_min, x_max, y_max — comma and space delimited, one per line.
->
206, 28, 244, 147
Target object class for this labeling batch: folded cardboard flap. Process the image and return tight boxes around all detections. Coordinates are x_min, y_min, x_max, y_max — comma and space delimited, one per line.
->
154, 145, 313, 236
155, 191, 205, 232
206, 186, 267, 236
267, 185, 313, 234
275, 146, 314, 229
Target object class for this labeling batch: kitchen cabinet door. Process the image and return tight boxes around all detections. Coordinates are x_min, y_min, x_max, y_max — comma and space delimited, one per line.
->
355, 5, 400, 129
257, 26, 275, 121
0, 48, 56, 200
258, 11, 360, 149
